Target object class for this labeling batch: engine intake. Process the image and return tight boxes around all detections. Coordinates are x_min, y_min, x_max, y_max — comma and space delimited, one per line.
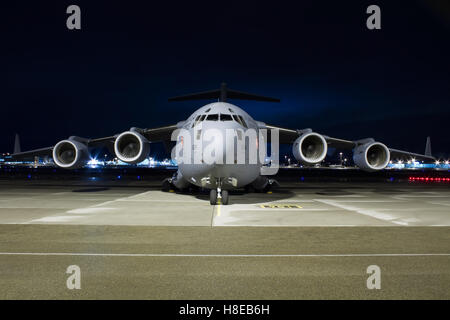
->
52, 137, 89, 169
292, 132, 328, 165
114, 130, 150, 164
353, 142, 390, 171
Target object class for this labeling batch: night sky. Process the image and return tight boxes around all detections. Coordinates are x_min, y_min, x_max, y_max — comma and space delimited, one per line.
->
1, 0, 449, 158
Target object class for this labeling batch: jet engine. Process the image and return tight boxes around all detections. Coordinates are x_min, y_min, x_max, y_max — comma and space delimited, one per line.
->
114, 129, 150, 164
353, 141, 390, 171
52, 137, 89, 169
292, 132, 328, 165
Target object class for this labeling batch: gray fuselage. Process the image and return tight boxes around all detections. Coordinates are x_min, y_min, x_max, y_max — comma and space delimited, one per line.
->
174, 102, 264, 190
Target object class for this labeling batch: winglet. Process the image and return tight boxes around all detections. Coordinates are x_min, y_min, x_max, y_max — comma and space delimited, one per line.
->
168, 82, 280, 103
425, 136, 432, 157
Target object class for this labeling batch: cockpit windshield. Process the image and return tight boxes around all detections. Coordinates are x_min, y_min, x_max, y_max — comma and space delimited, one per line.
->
206, 114, 219, 121
192, 113, 248, 127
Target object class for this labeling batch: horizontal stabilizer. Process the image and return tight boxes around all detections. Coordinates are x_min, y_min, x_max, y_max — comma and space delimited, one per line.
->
168, 82, 280, 103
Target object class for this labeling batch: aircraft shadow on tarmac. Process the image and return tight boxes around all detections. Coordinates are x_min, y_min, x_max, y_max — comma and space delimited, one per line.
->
314, 189, 355, 196
192, 189, 297, 205
72, 187, 111, 192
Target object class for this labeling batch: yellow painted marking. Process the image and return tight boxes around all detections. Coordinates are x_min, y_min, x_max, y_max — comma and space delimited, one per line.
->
169, 189, 175, 193
267, 191, 272, 194
217, 204, 221, 216
259, 204, 303, 209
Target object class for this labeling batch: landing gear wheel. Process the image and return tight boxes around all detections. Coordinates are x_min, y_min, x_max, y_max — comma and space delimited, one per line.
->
209, 189, 218, 205
221, 190, 229, 205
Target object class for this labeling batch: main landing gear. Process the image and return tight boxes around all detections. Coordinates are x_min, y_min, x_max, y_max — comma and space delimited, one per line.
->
210, 188, 229, 205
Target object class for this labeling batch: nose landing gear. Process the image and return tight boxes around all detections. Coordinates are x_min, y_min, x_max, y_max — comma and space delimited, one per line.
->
209, 189, 217, 205
209, 187, 229, 205
221, 190, 229, 205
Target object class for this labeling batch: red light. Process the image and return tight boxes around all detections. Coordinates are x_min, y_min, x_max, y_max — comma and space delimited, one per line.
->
408, 176, 450, 183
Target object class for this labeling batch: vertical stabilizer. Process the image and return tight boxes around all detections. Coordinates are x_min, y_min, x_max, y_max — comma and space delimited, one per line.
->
14, 134, 21, 154
425, 136, 432, 157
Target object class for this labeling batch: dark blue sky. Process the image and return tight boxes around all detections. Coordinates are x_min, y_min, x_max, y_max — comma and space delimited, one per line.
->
1, 0, 449, 157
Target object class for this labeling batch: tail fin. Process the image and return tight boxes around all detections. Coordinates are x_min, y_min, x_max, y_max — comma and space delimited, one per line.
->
425, 136, 432, 157
168, 82, 280, 103
14, 133, 21, 154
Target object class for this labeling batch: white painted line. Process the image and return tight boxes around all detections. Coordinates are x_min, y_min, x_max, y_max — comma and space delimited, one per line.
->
393, 195, 449, 199
0, 252, 448, 257
427, 202, 450, 207
321, 200, 402, 203
0, 207, 69, 209
124, 191, 154, 200
67, 208, 118, 214
271, 200, 316, 203
116, 199, 201, 203
90, 190, 157, 207
315, 199, 405, 225
51, 192, 131, 196
29, 216, 85, 222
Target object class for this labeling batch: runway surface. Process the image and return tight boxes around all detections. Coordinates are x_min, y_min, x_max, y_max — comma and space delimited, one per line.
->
0, 179, 449, 299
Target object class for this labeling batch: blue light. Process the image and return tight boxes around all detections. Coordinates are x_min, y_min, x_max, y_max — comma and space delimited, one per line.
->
300, 176, 305, 181
27, 174, 31, 179
137, 176, 141, 180
117, 175, 121, 179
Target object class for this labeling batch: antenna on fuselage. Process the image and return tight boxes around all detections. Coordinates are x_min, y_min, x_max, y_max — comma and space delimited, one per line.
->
168, 82, 280, 103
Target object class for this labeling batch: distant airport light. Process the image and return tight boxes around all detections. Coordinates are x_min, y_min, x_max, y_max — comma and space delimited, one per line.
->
435, 160, 440, 165
87, 158, 101, 168
445, 161, 449, 165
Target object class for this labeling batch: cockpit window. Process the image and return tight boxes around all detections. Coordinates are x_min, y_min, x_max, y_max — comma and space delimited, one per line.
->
238, 115, 248, 128
232, 115, 248, 128
206, 114, 219, 121
192, 114, 207, 127
220, 114, 233, 121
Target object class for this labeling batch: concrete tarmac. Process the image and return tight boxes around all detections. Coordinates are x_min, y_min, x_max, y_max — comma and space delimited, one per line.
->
0, 180, 448, 299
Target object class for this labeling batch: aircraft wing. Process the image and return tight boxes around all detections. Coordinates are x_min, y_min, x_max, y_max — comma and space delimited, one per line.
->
388, 148, 435, 162
264, 124, 436, 162
5, 147, 55, 161
7, 124, 179, 161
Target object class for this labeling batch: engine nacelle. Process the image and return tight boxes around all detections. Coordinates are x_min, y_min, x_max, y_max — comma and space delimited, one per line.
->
114, 130, 150, 164
52, 137, 89, 169
353, 142, 390, 171
292, 132, 328, 165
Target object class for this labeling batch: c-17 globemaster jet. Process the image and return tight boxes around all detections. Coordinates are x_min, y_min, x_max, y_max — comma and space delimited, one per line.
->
9, 83, 435, 205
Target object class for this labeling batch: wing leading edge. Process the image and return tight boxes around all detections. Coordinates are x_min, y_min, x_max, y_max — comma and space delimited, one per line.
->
264, 124, 435, 162
7, 125, 179, 161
